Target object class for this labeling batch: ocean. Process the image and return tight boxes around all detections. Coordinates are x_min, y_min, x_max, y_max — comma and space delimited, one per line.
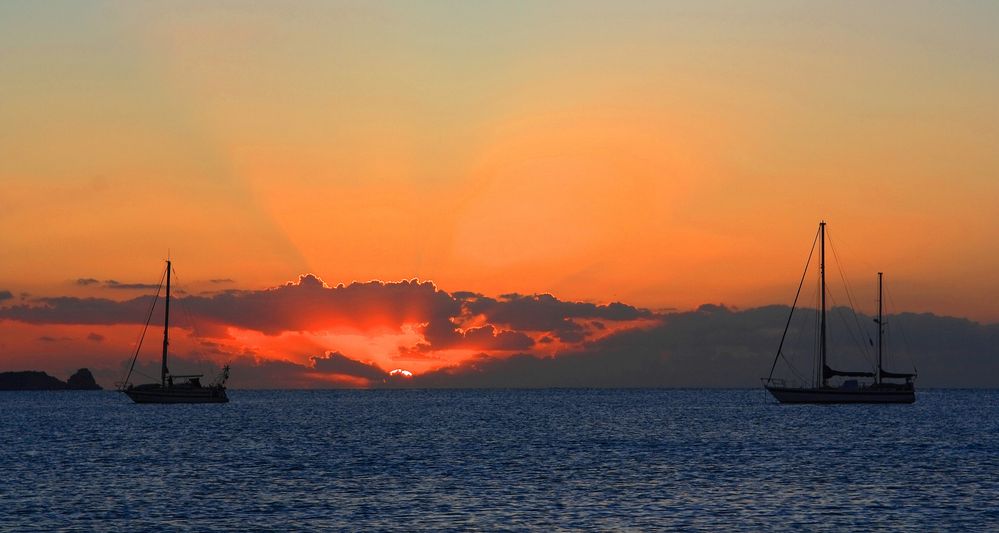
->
1, 389, 997, 531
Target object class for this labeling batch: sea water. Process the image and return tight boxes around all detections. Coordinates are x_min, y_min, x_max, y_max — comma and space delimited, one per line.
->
1, 389, 997, 531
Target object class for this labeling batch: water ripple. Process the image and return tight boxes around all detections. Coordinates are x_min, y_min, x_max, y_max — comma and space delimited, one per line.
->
1, 389, 997, 530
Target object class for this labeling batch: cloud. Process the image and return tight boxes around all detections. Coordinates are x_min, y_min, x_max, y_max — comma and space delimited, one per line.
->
0, 275, 651, 362
37, 335, 72, 343
457, 292, 652, 342
310, 351, 388, 380
209, 278, 235, 284
0, 296, 156, 326
104, 280, 160, 290
181, 275, 464, 336
467, 325, 536, 350
76, 277, 158, 290
8, 293, 997, 388
464, 292, 651, 329
0, 290, 12, 301
87, 332, 105, 342
408, 306, 999, 388
418, 321, 535, 352
0, 276, 454, 334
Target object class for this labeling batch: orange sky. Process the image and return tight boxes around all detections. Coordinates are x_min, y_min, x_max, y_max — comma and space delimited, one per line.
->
1, 2, 998, 384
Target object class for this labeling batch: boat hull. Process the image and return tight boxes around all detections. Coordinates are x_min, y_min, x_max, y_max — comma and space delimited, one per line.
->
124, 385, 228, 404
765, 385, 914, 404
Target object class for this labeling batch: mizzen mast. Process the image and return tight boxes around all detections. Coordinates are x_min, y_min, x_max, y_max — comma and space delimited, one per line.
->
877, 271, 884, 385
819, 221, 827, 388
161, 260, 171, 387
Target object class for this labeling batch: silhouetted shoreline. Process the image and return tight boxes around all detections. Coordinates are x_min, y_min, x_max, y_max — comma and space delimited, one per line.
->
0, 369, 102, 391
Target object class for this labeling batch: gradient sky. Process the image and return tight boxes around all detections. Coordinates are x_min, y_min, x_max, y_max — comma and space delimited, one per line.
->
1, 1, 998, 385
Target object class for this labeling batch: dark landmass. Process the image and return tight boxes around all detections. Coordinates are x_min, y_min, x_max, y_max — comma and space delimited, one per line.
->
0, 368, 102, 391
66, 368, 102, 390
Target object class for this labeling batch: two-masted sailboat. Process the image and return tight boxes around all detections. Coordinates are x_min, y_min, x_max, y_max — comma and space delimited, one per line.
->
121, 260, 229, 404
763, 222, 916, 404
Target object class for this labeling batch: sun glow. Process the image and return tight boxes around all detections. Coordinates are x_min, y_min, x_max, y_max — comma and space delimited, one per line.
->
2, 2, 998, 392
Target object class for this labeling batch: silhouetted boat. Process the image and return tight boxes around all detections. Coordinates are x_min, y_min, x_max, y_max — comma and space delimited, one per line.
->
121, 260, 229, 404
763, 222, 916, 404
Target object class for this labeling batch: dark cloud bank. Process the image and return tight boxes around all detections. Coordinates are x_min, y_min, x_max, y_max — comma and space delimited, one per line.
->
106, 306, 999, 390
3, 276, 997, 388
76, 278, 159, 290
0, 274, 648, 351
405, 305, 999, 389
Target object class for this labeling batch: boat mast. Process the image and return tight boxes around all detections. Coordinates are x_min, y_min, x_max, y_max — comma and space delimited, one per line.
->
819, 221, 827, 388
161, 260, 171, 387
877, 271, 883, 385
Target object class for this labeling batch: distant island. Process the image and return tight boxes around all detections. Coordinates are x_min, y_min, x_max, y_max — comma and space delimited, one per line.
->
0, 368, 102, 391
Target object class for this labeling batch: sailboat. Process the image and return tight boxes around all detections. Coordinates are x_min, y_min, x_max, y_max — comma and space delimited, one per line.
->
121, 260, 230, 404
763, 222, 916, 404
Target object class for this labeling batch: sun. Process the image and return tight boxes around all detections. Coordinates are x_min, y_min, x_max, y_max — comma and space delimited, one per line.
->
389, 369, 414, 378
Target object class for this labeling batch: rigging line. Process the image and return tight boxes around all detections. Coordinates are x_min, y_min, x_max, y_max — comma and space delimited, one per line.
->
814, 271, 821, 386
171, 270, 232, 385
825, 230, 865, 339
120, 267, 165, 386
121, 306, 154, 386
794, 278, 820, 386
827, 290, 877, 370
826, 229, 874, 362
826, 230, 869, 352
120, 267, 167, 388
884, 322, 894, 366
783, 281, 815, 386
131, 368, 159, 381
170, 268, 231, 383
784, 338, 810, 385
122, 270, 165, 386
878, 283, 895, 367
766, 226, 820, 384
169, 267, 210, 361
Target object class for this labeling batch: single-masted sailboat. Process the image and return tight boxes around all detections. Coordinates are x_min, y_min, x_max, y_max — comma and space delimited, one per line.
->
763, 222, 916, 404
121, 260, 229, 404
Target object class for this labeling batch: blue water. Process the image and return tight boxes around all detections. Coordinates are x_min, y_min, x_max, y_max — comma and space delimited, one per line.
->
1, 389, 997, 531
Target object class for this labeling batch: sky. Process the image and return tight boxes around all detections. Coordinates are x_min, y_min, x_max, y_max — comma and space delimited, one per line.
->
1, 1, 998, 387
